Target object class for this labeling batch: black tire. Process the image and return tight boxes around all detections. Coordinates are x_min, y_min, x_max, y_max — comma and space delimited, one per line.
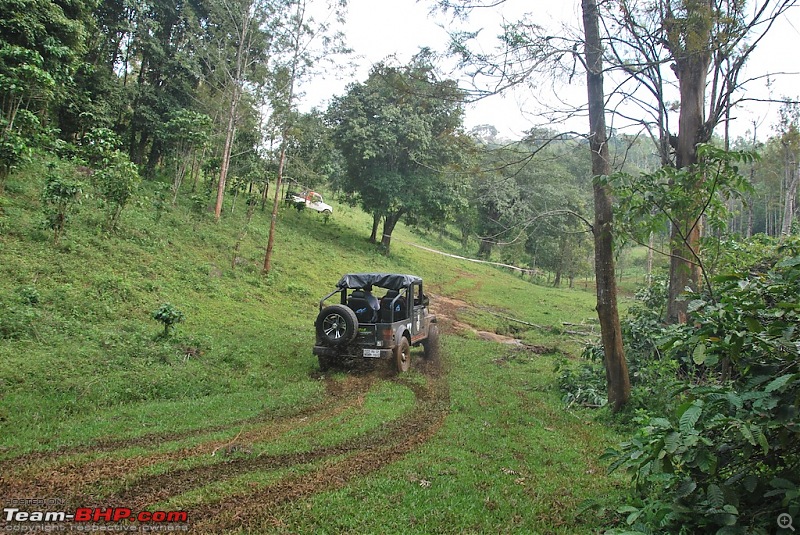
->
422, 323, 439, 361
315, 305, 358, 346
394, 336, 411, 373
318, 355, 332, 371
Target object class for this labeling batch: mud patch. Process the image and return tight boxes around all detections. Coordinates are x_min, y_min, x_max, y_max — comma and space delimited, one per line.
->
0, 366, 449, 532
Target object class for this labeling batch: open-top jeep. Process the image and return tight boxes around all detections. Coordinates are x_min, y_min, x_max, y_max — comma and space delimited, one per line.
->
313, 273, 439, 372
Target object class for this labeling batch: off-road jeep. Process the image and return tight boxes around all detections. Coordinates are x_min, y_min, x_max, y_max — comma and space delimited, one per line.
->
312, 273, 439, 372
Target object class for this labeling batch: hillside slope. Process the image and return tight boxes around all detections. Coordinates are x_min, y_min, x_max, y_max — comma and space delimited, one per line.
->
0, 160, 623, 533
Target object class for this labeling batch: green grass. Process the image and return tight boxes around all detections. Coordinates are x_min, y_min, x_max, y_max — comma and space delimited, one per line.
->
0, 158, 628, 532
271, 338, 625, 534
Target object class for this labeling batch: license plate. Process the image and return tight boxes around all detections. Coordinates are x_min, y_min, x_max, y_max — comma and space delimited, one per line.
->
363, 349, 381, 358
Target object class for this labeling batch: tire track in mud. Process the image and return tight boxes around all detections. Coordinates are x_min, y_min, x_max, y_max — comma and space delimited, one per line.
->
0, 362, 450, 532
189, 363, 449, 532
0, 374, 378, 499
0, 374, 374, 475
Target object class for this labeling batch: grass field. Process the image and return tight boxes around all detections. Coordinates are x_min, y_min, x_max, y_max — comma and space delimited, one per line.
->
0, 159, 628, 533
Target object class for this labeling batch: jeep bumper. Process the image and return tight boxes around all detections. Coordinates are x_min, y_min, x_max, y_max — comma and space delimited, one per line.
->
313, 345, 393, 359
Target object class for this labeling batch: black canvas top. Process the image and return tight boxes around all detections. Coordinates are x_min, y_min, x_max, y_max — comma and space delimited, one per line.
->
336, 273, 422, 290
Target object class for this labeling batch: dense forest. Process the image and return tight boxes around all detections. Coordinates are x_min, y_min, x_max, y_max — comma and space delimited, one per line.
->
1, 0, 798, 262
2, 0, 799, 533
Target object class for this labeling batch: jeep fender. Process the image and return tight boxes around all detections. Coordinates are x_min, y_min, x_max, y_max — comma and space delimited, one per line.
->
394, 323, 412, 346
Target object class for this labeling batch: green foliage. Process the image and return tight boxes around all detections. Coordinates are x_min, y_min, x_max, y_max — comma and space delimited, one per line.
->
611, 145, 756, 238
91, 150, 140, 230
80, 127, 122, 165
0, 129, 30, 184
163, 110, 212, 203
16, 285, 40, 306
560, 280, 680, 415
151, 303, 185, 338
327, 55, 465, 246
557, 350, 608, 409
41, 165, 82, 244
0, 0, 92, 157
609, 144, 757, 290
604, 237, 800, 533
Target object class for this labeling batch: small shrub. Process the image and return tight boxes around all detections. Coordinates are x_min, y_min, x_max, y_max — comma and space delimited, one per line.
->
16, 286, 40, 306
91, 151, 140, 231
556, 351, 607, 409
151, 303, 185, 338
41, 165, 82, 244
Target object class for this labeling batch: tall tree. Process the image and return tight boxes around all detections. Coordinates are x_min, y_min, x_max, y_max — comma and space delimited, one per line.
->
262, 0, 349, 274
327, 56, 465, 252
600, 0, 796, 322
202, 0, 275, 221
583, 0, 630, 411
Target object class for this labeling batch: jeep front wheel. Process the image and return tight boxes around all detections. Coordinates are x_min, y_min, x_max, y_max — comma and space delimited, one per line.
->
315, 305, 358, 346
422, 323, 439, 361
394, 336, 411, 373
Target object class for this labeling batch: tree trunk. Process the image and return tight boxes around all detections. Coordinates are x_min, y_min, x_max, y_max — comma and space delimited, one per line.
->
477, 238, 493, 259
666, 0, 713, 324
781, 148, 798, 237
582, 0, 630, 412
215, 90, 239, 221
263, 144, 287, 274
646, 231, 654, 285
263, 0, 306, 274
380, 209, 404, 252
369, 212, 380, 243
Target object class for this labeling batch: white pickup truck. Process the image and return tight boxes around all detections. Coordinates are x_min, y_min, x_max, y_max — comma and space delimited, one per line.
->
286, 190, 333, 215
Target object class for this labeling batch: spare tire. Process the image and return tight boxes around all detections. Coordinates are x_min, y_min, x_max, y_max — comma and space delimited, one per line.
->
315, 304, 358, 346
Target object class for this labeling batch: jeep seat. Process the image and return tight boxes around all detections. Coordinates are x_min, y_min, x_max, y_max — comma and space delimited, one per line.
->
348, 290, 376, 323
380, 290, 406, 322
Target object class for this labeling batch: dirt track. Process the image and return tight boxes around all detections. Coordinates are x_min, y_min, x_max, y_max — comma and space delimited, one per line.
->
0, 360, 449, 533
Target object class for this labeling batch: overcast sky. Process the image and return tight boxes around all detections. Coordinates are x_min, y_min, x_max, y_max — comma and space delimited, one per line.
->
300, 0, 800, 142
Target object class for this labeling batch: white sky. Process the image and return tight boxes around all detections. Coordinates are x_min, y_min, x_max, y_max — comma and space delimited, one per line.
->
300, 0, 800, 142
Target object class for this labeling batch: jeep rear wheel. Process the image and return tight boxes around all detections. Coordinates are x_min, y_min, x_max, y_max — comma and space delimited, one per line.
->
394, 336, 411, 373
315, 305, 358, 346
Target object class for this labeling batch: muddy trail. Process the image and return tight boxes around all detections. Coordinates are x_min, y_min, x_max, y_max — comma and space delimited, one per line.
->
0, 359, 449, 533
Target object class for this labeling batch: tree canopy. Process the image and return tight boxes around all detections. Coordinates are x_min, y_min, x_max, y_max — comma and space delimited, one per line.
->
327, 55, 466, 250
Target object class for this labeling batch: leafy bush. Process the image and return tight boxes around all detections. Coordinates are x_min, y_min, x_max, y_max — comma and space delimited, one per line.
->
79, 127, 122, 165
605, 238, 800, 533
557, 350, 608, 409
151, 303, 185, 338
91, 150, 140, 230
41, 164, 82, 244
0, 129, 30, 187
